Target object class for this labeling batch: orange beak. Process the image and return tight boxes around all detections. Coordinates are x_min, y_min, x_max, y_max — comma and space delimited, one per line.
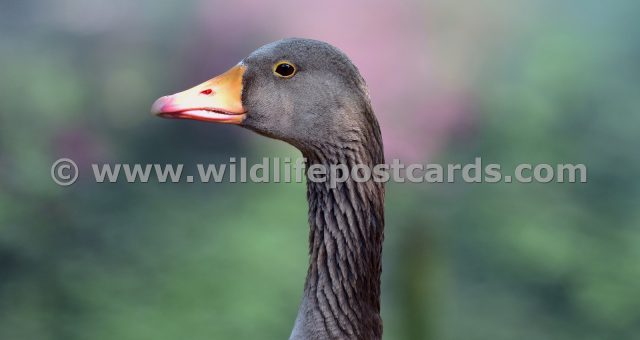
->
151, 65, 246, 124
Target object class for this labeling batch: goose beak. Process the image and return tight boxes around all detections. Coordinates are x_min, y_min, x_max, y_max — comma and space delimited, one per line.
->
151, 65, 246, 124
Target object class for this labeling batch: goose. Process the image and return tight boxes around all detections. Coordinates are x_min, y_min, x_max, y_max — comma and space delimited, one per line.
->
151, 38, 385, 340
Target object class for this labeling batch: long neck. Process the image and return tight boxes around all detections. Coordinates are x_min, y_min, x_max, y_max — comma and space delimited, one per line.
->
291, 131, 385, 340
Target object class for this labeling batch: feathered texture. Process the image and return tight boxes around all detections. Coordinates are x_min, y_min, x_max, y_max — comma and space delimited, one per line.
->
291, 104, 385, 340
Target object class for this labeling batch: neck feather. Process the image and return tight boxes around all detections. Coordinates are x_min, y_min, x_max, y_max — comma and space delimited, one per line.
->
291, 127, 385, 340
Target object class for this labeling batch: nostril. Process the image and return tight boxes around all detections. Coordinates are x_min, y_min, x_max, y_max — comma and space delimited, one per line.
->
200, 89, 213, 95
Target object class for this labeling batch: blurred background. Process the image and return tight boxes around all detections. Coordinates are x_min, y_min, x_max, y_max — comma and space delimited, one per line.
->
1, 0, 639, 339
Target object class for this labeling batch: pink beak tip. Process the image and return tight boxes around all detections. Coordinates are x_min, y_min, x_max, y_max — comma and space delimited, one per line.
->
151, 96, 172, 115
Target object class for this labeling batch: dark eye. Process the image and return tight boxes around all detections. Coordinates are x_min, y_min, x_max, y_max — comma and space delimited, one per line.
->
273, 61, 297, 78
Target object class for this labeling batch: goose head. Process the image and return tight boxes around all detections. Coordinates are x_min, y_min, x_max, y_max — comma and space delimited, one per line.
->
151, 38, 374, 152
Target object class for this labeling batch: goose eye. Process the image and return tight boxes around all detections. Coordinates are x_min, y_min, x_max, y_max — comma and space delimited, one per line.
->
273, 62, 297, 78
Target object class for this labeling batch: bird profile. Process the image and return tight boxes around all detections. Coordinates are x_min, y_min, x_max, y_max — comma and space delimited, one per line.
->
152, 38, 385, 340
